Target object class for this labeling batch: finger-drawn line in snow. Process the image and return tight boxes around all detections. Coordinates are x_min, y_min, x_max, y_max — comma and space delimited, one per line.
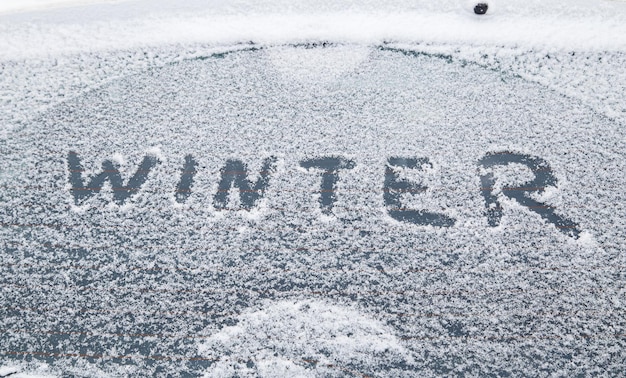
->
68, 151, 158, 206
479, 151, 581, 238
300, 156, 356, 215
65, 151, 581, 238
384, 157, 456, 227
212, 157, 277, 211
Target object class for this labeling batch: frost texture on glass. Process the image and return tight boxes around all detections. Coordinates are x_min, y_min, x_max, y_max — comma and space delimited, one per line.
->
1, 46, 625, 376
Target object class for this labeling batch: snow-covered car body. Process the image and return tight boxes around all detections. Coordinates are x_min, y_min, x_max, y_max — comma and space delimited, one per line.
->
1, 1, 626, 376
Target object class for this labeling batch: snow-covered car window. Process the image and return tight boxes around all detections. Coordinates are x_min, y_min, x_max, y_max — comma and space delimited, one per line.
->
1, 1, 626, 377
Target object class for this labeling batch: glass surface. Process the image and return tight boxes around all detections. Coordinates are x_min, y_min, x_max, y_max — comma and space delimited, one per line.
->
1, 45, 624, 376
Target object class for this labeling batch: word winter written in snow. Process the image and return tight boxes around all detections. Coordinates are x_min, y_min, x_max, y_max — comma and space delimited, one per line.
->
67, 151, 581, 238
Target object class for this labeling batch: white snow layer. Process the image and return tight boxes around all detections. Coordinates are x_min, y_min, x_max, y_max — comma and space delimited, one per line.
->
1, 0, 626, 60
0, 363, 56, 378
1, 1, 626, 377
199, 299, 414, 377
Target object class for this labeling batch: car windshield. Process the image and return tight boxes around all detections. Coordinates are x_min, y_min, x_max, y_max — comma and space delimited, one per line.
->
1, 1, 626, 377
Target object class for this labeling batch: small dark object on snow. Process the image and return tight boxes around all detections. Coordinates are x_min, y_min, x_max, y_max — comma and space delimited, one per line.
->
474, 3, 489, 15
